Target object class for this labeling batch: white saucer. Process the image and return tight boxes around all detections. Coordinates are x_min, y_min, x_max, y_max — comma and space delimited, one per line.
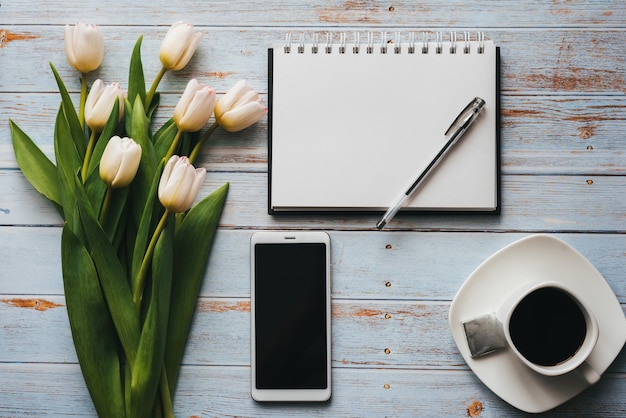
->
449, 234, 626, 413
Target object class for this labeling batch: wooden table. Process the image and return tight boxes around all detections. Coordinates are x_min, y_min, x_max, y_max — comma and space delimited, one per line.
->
1, 1, 625, 416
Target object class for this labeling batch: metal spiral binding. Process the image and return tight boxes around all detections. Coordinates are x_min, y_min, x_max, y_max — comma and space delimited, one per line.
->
477, 31, 485, 54
394, 32, 401, 54
421, 32, 429, 54
435, 32, 443, 54
339, 32, 346, 54
366, 32, 374, 54
408, 32, 416, 54
283, 31, 487, 55
449, 32, 457, 54
297, 33, 305, 54
325, 33, 332, 54
380, 31, 387, 54
284, 32, 292, 54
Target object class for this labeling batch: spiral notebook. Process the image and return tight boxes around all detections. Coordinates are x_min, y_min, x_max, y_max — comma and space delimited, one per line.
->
268, 31, 500, 214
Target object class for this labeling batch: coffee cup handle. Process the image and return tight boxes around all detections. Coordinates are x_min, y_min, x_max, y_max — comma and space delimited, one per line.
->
577, 361, 601, 385
462, 313, 507, 358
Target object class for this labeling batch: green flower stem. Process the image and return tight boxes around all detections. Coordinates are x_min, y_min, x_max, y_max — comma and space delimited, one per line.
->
79, 73, 87, 129
189, 121, 219, 164
99, 186, 113, 224
164, 129, 183, 162
133, 209, 169, 313
145, 66, 167, 110
159, 365, 175, 418
81, 130, 98, 184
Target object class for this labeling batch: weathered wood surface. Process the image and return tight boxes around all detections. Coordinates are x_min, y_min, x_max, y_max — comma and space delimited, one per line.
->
3, 363, 626, 417
3, 172, 625, 231
1, 0, 625, 416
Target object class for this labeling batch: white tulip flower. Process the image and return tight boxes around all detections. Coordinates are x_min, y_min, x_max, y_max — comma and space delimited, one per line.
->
64, 23, 104, 73
214, 80, 267, 132
173, 79, 216, 132
84, 79, 126, 132
159, 21, 203, 71
158, 155, 206, 213
99, 136, 142, 189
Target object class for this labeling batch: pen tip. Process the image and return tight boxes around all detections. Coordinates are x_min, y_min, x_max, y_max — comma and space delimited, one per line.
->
376, 220, 386, 230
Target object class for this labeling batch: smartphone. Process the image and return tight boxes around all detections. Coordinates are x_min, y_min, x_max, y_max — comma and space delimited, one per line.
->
250, 231, 331, 402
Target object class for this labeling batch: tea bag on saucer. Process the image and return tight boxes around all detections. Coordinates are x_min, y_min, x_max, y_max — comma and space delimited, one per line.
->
463, 313, 507, 357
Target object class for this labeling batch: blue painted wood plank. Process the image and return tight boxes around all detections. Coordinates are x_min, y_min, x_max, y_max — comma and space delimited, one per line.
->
2, 171, 624, 232
2, 94, 625, 175
2, 295, 624, 372
2, 363, 626, 417
1, 28, 626, 95
2, 229, 625, 302
2, 0, 625, 27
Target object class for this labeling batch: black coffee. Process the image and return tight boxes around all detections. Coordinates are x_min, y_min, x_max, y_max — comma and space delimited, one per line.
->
508, 287, 587, 367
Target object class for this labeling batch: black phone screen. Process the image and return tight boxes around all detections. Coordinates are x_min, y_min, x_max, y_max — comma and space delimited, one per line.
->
254, 242, 328, 390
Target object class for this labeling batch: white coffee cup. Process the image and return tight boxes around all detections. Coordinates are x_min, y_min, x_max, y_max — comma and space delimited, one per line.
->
463, 281, 600, 384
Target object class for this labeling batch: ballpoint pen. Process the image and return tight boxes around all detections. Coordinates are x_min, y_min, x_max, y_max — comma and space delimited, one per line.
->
376, 97, 486, 230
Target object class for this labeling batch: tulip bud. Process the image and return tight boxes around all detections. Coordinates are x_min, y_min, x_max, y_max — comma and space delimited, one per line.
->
85, 79, 126, 132
158, 155, 206, 213
159, 21, 203, 71
214, 80, 267, 132
64, 23, 104, 73
174, 79, 216, 132
99, 136, 142, 188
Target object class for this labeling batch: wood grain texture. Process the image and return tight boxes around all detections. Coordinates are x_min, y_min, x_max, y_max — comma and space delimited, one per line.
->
1, 0, 625, 27
2, 95, 625, 175
3, 229, 626, 301
1, 27, 625, 95
1, 0, 625, 416
2, 364, 626, 417
3, 294, 624, 372
2, 171, 625, 231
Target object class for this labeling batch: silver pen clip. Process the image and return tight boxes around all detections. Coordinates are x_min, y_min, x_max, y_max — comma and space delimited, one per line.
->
445, 97, 486, 140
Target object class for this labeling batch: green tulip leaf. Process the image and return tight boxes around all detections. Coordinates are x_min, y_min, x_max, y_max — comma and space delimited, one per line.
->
146, 92, 160, 120
54, 104, 83, 229
131, 214, 174, 418
62, 224, 125, 418
179, 131, 197, 158
84, 166, 107, 221
128, 36, 146, 109
164, 182, 229, 391
131, 159, 165, 292
153, 118, 177, 161
50, 62, 86, 158
101, 184, 130, 249
74, 178, 140, 367
127, 95, 159, 227
109, 196, 130, 255
9, 119, 63, 214
126, 96, 152, 156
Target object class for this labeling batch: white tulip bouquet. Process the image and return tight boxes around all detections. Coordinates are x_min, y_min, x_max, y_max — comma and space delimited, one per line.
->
9, 22, 266, 417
